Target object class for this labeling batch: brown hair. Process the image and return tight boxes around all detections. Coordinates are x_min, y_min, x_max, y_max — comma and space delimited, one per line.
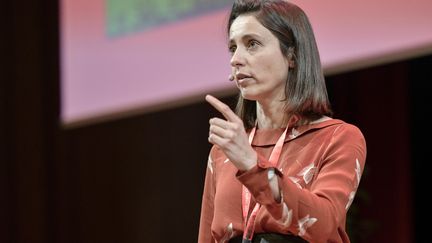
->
227, 0, 332, 128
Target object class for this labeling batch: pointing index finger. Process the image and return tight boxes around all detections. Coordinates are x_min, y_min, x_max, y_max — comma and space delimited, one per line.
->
205, 94, 238, 122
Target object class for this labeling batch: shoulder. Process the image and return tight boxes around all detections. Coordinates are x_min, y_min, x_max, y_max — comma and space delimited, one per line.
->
311, 118, 364, 137
332, 119, 365, 142
325, 119, 367, 155
307, 118, 366, 148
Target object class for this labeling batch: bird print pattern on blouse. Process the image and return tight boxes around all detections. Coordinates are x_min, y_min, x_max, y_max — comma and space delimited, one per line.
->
289, 127, 300, 139
207, 155, 214, 174
220, 223, 235, 243
287, 161, 317, 189
279, 201, 294, 227
345, 158, 362, 210
297, 214, 318, 237
297, 162, 317, 185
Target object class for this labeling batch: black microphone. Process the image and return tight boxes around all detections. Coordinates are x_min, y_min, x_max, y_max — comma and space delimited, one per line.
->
229, 74, 234, 81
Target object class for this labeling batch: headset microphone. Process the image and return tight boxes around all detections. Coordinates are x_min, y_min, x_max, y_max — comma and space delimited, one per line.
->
229, 74, 234, 81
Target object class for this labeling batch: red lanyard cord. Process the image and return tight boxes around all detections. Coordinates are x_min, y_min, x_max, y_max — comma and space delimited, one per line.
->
241, 125, 289, 241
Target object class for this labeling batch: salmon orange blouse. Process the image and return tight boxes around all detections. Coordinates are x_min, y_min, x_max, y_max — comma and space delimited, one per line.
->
198, 119, 366, 243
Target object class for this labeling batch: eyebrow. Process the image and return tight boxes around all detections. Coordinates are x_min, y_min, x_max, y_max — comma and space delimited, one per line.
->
228, 33, 263, 45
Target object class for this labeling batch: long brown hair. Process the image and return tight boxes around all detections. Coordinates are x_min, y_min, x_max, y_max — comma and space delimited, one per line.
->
227, 0, 332, 129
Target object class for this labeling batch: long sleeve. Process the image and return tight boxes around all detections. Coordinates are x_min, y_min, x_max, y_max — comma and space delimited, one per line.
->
236, 123, 366, 243
198, 154, 216, 243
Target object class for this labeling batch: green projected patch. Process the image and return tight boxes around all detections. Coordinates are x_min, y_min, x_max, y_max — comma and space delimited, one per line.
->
107, 0, 232, 37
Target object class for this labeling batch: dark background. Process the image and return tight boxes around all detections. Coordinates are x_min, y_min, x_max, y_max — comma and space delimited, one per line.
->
1, 1, 430, 242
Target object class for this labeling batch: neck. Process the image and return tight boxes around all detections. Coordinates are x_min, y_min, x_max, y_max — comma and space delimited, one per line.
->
256, 98, 287, 129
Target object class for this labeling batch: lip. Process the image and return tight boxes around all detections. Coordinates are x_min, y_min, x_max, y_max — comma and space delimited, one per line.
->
235, 73, 251, 80
235, 73, 253, 84
237, 77, 253, 86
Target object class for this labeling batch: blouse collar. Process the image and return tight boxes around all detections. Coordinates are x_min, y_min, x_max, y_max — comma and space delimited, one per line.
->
250, 118, 344, 146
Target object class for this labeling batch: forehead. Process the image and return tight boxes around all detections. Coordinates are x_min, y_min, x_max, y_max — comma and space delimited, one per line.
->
229, 14, 272, 41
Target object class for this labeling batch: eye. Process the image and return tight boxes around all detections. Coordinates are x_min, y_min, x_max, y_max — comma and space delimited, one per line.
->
228, 45, 237, 55
247, 40, 260, 50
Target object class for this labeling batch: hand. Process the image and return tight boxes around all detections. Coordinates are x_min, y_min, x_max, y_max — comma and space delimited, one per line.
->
205, 94, 257, 171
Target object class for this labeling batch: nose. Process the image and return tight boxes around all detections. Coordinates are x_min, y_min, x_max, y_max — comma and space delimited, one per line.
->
230, 48, 245, 67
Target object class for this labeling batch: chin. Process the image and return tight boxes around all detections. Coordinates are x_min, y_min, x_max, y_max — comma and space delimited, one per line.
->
239, 90, 259, 101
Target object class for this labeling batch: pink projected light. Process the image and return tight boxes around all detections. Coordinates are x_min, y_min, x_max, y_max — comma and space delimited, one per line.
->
60, 0, 432, 127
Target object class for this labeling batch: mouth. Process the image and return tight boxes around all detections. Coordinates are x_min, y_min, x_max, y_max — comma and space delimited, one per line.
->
235, 73, 253, 83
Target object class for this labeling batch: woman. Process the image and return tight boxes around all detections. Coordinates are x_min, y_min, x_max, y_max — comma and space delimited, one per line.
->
199, 1, 366, 242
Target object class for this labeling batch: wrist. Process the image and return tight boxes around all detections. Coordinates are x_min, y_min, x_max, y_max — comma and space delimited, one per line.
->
238, 153, 257, 172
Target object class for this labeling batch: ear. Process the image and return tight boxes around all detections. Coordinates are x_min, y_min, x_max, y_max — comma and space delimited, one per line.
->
287, 53, 296, 69
288, 54, 295, 68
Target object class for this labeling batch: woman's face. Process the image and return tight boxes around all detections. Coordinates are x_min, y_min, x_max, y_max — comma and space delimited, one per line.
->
229, 14, 290, 102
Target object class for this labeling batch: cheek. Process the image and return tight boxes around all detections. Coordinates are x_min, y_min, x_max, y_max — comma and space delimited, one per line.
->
258, 57, 288, 82
254, 57, 276, 77
277, 64, 289, 81
272, 53, 290, 80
